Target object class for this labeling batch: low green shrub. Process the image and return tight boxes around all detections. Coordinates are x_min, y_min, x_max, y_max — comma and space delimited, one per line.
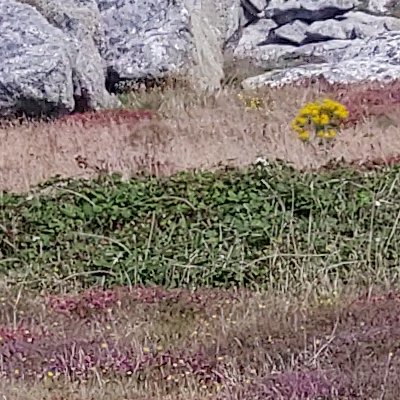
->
1, 162, 400, 290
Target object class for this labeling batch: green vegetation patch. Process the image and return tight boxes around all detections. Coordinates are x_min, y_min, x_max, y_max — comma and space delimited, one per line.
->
1, 162, 400, 290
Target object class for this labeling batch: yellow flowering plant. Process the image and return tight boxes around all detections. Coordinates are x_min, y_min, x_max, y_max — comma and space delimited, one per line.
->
291, 98, 349, 142
237, 93, 264, 110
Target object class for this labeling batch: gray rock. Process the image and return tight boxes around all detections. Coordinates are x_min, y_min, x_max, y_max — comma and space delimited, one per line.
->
236, 39, 360, 71
233, 16, 365, 70
241, 0, 265, 25
97, 0, 192, 88
241, 0, 399, 19
266, 20, 310, 45
241, 0, 266, 13
305, 11, 400, 41
306, 19, 356, 41
186, 0, 242, 90
242, 56, 400, 88
97, 0, 242, 91
341, 30, 400, 61
2, 0, 400, 120
0, 0, 74, 117
233, 19, 277, 63
382, 0, 400, 17
298, 38, 364, 62
262, 0, 357, 25
241, 31, 400, 88
359, 0, 400, 16
233, 0, 400, 77
19, 0, 119, 111
251, 9, 400, 48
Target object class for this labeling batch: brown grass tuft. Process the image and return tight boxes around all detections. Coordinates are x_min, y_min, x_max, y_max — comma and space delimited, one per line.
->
55, 109, 154, 129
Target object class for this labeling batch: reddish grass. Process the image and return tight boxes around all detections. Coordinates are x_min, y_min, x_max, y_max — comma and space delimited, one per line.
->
54, 109, 154, 129
0, 286, 400, 398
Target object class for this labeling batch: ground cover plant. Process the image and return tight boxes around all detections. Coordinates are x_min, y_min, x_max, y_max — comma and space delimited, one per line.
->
2, 76, 400, 399
2, 161, 400, 290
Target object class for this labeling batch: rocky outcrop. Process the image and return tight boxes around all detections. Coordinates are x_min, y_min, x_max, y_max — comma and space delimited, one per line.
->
19, 0, 119, 111
184, 0, 242, 90
0, 0, 74, 118
97, 0, 193, 91
237, 0, 400, 88
1, 0, 400, 118
0, 0, 118, 118
242, 35, 400, 89
0, 0, 242, 118
98, 0, 242, 92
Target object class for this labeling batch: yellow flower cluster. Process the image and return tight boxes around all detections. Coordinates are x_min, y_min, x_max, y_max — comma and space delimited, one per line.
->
237, 93, 264, 110
291, 98, 349, 142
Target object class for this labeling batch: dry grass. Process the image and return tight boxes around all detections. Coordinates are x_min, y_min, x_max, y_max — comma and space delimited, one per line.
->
2, 79, 400, 193
0, 284, 400, 399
